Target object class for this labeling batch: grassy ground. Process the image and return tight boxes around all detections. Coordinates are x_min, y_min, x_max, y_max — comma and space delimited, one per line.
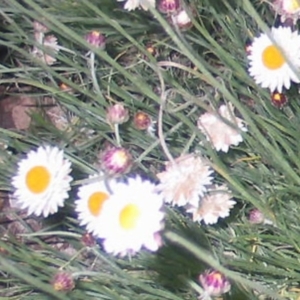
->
0, 0, 300, 299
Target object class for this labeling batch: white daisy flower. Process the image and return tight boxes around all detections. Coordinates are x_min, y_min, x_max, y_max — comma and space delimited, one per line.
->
156, 154, 214, 207
98, 176, 164, 256
197, 103, 247, 153
186, 184, 236, 225
117, 0, 155, 11
75, 175, 117, 236
11, 146, 72, 217
248, 26, 300, 92
271, 0, 300, 24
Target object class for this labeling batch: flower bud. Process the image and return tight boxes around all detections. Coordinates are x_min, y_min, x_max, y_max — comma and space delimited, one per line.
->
51, 272, 75, 292
158, 0, 181, 14
199, 269, 231, 297
100, 146, 133, 175
271, 92, 288, 109
106, 103, 129, 125
85, 31, 106, 49
133, 111, 153, 130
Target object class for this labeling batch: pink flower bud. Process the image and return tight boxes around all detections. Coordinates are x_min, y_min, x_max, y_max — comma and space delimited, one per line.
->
85, 31, 106, 49
106, 103, 129, 125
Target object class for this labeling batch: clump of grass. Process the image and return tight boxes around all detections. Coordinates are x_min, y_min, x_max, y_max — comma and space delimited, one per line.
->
0, 0, 299, 299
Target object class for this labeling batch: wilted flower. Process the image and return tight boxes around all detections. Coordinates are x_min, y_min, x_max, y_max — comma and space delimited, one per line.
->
158, 0, 181, 14
170, 8, 193, 30
106, 103, 129, 125
156, 154, 214, 207
186, 184, 236, 225
100, 146, 133, 175
198, 269, 231, 299
85, 31, 106, 49
197, 103, 247, 152
51, 272, 75, 292
117, 0, 155, 11
270, 92, 288, 108
32, 34, 60, 65
271, 0, 300, 24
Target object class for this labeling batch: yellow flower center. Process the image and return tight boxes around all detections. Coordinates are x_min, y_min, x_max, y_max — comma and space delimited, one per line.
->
262, 45, 285, 70
26, 166, 51, 194
119, 204, 141, 230
283, 0, 300, 13
88, 192, 109, 216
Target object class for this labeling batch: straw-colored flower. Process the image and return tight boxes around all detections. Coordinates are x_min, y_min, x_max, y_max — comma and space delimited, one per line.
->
248, 26, 300, 92
32, 34, 60, 65
98, 176, 164, 256
117, 0, 155, 11
156, 154, 214, 207
75, 175, 117, 237
197, 103, 247, 152
186, 184, 236, 225
11, 146, 72, 217
271, 0, 300, 23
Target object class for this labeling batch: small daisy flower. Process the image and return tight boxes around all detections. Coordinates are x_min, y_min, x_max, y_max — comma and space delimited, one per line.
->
75, 175, 117, 236
248, 26, 300, 92
197, 103, 247, 152
98, 176, 164, 256
117, 0, 155, 11
106, 103, 129, 125
11, 146, 72, 217
186, 184, 236, 225
156, 154, 214, 207
271, 0, 300, 24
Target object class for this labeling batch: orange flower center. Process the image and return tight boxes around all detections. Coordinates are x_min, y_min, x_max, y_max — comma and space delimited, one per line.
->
262, 45, 285, 70
26, 166, 51, 194
88, 191, 109, 216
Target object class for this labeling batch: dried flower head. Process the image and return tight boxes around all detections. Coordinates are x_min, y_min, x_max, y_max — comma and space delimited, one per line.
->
271, 0, 300, 24
198, 269, 231, 298
156, 154, 214, 207
170, 8, 193, 30
106, 103, 129, 125
32, 34, 60, 65
51, 272, 75, 292
197, 103, 247, 152
81, 232, 96, 247
186, 184, 236, 225
100, 146, 133, 175
271, 92, 288, 108
85, 31, 106, 49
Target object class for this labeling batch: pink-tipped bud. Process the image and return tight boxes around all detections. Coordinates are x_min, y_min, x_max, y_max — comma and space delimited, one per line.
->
106, 103, 129, 125
158, 0, 181, 14
100, 146, 133, 175
199, 269, 231, 297
51, 272, 75, 292
85, 31, 106, 49
248, 208, 274, 225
